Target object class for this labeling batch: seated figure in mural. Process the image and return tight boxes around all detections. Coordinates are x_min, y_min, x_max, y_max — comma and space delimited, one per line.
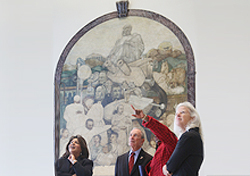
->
55, 135, 93, 176
108, 24, 144, 64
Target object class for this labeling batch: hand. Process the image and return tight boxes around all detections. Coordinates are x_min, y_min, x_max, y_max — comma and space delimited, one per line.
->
68, 154, 77, 165
162, 165, 172, 176
131, 105, 145, 119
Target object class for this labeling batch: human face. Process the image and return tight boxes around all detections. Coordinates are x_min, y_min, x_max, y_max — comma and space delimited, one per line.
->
175, 106, 194, 131
110, 134, 117, 143
93, 135, 100, 145
86, 121, 94, 130
62, 129, 69, 138
102, 144, 109, 154
95, 86, 105, 101
122, 26, 132, 36
68, 138, 82, 156
129, 128, 144, 151
112, 87, 122, 99
99, 72, 107, 84
117, 105, 124, 114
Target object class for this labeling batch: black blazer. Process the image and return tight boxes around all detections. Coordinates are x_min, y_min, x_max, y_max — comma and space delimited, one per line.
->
115, 149, 152, 176
167, 127, 203, 176
55, 156, 93, 176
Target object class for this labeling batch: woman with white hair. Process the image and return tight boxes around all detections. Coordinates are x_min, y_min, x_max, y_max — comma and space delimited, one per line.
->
162, 101, 204, 176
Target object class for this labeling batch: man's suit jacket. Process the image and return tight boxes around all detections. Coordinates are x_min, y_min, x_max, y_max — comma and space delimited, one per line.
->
115, 149, 152, 176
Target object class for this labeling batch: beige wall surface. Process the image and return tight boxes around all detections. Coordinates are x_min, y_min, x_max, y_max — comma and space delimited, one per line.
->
1, 0, 250, 175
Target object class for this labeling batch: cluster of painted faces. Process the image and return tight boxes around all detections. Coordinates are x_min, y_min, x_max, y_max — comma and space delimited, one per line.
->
94, 84, 122, 101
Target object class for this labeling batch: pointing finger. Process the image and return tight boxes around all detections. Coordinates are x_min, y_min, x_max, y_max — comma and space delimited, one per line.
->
131, 105, 135, 110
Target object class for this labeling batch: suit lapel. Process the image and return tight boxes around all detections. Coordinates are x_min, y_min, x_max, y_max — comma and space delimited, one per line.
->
125, 152, 130, 175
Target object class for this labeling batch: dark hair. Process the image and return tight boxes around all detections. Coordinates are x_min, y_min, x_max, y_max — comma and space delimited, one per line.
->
110, 131, 119, 138
85, 118, 94, 126
93, 134, 102, 141
112, 104, 124, 115
62, 135, 89, 159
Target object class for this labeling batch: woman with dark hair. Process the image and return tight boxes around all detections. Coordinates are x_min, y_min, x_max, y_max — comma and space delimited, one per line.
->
55, 135, 93, 176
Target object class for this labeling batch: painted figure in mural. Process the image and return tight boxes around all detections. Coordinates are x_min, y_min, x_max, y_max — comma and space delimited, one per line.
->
108, 24, 144, 65
98, 70, 108, 85
94, 85, 107, 103
63, 95, 86, 135
89, 134, 103, 162
55, 135, 93, 176
115, 128, 153, 176
60, 127, 70, 157
101, 79, 114, 107
94, 143, 117, 166
73, 118, 94, 141
109, 131, 126, 157
131, 105, 177, 176
122, 81, 142, 102
87, 85, 106, 127
111, 104, 132, 149
82, 97, 94, 115
97, 71, 114, 107
85, 72, 99, 98
111, 83, 124, 101
148, 41, 187, 95
74, 118, 111, 155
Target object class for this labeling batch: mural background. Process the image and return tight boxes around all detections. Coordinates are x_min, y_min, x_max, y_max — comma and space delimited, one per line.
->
55, 12, 192, 176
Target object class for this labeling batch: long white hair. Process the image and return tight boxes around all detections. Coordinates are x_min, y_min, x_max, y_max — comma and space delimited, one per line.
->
174, 102, 203, 141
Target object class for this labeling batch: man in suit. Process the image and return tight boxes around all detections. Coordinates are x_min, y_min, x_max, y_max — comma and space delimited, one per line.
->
115, 127, 153, 176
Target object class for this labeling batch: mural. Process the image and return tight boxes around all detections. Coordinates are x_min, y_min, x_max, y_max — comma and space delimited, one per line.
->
55, 9, 195, 176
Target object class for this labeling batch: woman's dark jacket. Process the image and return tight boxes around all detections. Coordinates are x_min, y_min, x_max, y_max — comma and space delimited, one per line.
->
55, 156, 93, 176
167, 127, 204, 176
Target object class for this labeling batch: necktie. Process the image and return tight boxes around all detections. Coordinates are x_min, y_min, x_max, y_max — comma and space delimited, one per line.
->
128, 152, 135, 174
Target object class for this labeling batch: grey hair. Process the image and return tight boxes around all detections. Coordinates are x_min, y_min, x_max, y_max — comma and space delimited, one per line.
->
174, 101, 203, 141
131, 127, 145, 139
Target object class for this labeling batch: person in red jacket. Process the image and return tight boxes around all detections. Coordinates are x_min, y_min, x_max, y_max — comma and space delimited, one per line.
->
131, 105, 177, 176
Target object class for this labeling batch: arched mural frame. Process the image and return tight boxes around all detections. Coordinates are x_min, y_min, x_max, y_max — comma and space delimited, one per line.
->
54, 9, 195, 176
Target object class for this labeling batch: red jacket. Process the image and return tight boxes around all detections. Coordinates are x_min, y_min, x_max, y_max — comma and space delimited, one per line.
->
142, 115, 177, 176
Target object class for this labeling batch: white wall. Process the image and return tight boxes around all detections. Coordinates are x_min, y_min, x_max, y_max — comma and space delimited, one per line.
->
1, 0, 250, 175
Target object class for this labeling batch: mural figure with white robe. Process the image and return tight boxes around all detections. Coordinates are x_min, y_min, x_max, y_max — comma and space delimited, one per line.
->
63, 95, 86, 134
108, 24, 144, 64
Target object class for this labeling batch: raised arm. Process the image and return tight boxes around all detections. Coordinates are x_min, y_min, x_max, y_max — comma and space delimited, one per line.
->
131, 105, 177, 149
